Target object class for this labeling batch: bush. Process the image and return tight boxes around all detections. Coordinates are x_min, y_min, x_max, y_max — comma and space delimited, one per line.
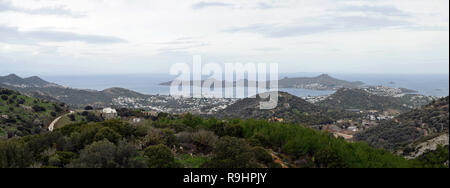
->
191, 130, 218, 153
94, 127, 121, 144
68, 140, 118, 168
86, 113, 101, 122
202, 136, 260, 168
68, 114, 76, 121
144, 144, 179, 168
0, 95, 8, 101
144, 127, 175, 146
84, 106, 94, 110
32, 105, 46, 112
224, 124, 244, 138
252, 146, 274, 165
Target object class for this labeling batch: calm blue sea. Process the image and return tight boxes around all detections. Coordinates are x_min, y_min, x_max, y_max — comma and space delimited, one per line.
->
42, 73, 449, 97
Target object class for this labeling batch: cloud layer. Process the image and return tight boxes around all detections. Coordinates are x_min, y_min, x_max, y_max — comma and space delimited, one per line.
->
0, 25, 126, 44
0, 0, 448, 75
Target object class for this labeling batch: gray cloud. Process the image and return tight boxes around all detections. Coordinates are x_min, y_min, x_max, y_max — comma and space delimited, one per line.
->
0, 0, 84, 17
0, 25, 126, 44
157, 37, 208, 52
338, 5, 408, 16
225, 23, 333, 38
256, 2, 275, 10
158, 43, 209, 52
253, 47, 281, 52
224, 16, 411, 38
192, 2, 233, 10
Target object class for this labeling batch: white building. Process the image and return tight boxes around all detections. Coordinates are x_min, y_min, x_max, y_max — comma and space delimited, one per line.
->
102, 108, 118, 119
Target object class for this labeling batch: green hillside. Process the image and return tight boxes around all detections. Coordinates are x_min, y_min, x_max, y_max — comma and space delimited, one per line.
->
0, 88, 68, 138
218, 92, 357, 125
355, 97, 449, 151
0, 114, 427, 168
318, 88, 413, 112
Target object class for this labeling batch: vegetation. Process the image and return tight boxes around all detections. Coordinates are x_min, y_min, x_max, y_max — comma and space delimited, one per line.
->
219, 92, 358, 125
355, 97, 449, 151
418, 145, 449, 168
318, 88, 411, 112
0, 112, 436, 168
0, 88, 67, 138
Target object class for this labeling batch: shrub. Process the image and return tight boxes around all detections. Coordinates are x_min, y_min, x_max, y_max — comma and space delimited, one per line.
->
191, 130, 218, 153
252, 146, 274, 165
94, 127, 121, 144
224, 124, 244, 138
0, 95, 8, 101
202, 136, 260, 168
144, 144, 179, 168
68, 140, 118, 168
32, 105, 46, 112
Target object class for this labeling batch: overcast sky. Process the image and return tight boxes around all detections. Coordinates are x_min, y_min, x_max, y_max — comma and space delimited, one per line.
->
0, 0, 449, 76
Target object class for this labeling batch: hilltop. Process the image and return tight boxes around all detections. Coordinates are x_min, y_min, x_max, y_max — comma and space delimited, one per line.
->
0, 74, 148, 108
278, 74, 364, 90
0, 88, 68, 138
217, 92, 355, 125
318, 88, 434, 112
355, 97, 449, 152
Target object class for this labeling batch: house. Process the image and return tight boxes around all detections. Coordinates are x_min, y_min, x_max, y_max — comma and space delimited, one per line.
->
102, 108, 117, 119
131, 118, 142, 123
347, 126, 359, 132
0, 114, 8, 119
269, 117, 284, 123
142, 111, 158, 117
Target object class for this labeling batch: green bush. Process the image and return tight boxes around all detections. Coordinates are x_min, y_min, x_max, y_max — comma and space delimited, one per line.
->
202, 136, 260, 168
94, 127, 121, 144
144, 144, 179, 168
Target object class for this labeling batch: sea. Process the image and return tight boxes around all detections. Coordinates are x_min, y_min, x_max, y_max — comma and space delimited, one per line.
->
41, 73, 449, 97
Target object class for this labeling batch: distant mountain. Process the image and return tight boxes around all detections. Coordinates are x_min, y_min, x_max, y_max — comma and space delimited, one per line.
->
0, 74, 148, 107
0, 88, 68, 138
355, 97, 449, 151
317, 88, 434, 112
23, 76, 54, 87
0, 74, 60, 88
278, 74, 364, 90
160, 74, 364, 91
217, 92, 354, 125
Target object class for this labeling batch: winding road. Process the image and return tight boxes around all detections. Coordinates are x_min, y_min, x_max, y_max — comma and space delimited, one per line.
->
48, 111, 74, 132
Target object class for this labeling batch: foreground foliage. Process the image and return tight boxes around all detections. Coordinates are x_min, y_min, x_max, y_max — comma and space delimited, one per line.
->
0, 113, 441, 168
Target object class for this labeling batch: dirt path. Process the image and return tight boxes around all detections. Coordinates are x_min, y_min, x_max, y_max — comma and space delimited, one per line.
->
48, 111, 74, 132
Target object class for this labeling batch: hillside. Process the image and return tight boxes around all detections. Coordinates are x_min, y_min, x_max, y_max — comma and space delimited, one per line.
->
355, 97, 449, 151
0, 88, 68, 138
218, 92, 354, 125
318, 88, 432, 112
1, 74, 148, 107
0, 115, 424, 168
278, 74, 364, 90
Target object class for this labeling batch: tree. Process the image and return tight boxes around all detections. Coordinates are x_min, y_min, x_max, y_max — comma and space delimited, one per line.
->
84, 106, 94, 110
94, 127, 121, 144
144, 144, 179, 168
0, 95, 8, 101
32, 105, 46, 112
191, 130, 218, 153
202, 136, 260, 168
68, 114, 76, 121
69, 140, 118, 168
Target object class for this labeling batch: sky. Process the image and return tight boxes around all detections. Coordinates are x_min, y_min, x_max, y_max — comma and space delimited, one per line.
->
0, 0, 449, 76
